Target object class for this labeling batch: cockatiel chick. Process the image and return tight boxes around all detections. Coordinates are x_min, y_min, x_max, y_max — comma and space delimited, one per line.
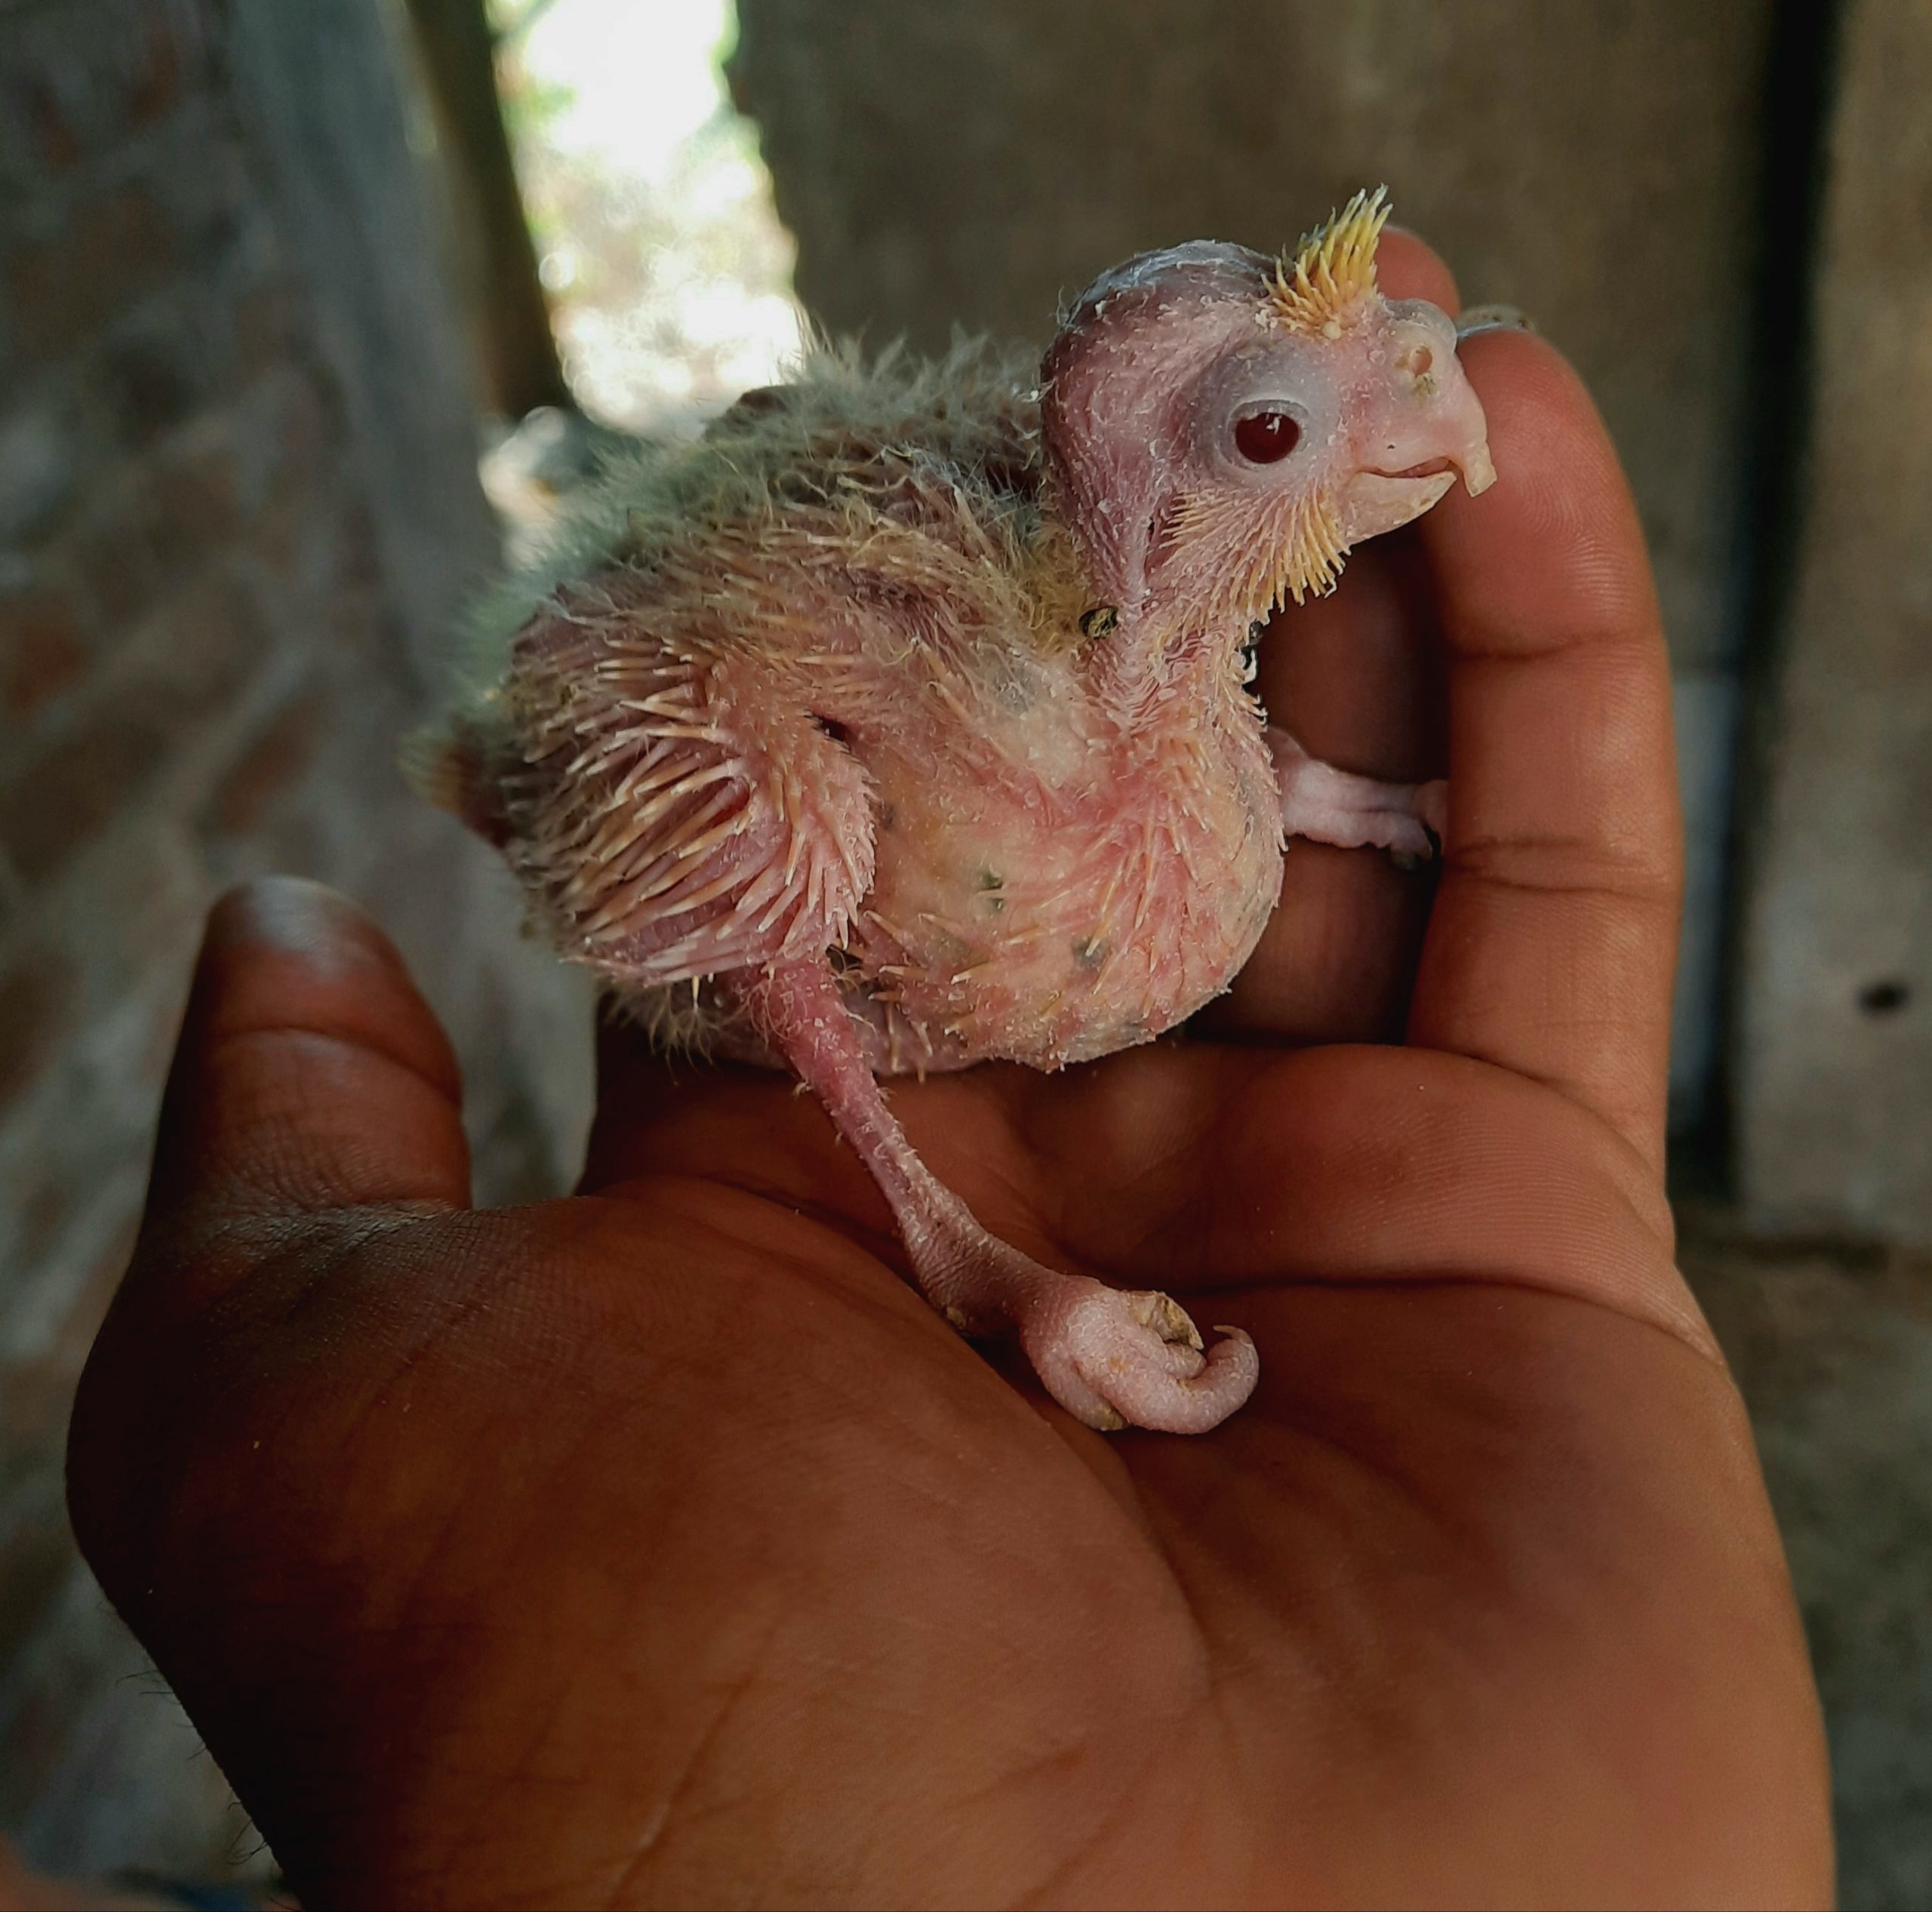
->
422, 190, 1494, 1436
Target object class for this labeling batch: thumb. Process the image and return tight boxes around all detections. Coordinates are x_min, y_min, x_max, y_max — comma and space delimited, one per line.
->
69, 880, 476, 1666
143, 878, 472, 1277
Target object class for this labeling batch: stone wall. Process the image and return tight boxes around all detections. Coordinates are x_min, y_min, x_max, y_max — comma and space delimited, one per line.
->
0, 0, 587, 1877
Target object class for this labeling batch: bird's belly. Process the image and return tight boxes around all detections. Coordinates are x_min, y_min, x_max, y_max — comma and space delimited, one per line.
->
849, 739, 1284, 1073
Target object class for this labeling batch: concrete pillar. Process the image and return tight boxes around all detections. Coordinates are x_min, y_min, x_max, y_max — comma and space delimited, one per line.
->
1736, 0, 1932, 1244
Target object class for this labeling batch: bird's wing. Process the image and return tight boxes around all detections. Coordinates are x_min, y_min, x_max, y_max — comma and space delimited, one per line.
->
432, 586, 876, 988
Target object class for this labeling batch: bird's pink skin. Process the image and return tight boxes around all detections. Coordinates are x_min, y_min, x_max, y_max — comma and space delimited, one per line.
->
458, 220, 1494, 1434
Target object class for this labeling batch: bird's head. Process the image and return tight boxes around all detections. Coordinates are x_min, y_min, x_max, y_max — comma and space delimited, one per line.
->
1041, 191, 1494, 647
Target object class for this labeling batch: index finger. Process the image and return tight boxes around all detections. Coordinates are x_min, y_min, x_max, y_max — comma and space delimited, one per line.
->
1407, 334, 1682, 1170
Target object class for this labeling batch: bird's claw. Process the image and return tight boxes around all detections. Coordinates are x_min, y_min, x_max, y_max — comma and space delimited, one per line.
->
1020, 1278, 1258, 1434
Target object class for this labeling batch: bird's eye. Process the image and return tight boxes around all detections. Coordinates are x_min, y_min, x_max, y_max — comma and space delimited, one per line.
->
1232, 407, 1301, 465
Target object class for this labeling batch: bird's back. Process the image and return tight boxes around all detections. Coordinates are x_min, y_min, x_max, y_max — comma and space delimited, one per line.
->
448, 336, 1054, 712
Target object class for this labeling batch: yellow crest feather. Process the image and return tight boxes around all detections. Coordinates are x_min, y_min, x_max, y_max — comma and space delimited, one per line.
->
1269, 187, 1391, 336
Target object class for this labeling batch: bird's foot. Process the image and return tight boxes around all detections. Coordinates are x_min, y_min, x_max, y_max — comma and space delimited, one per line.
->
1270, 729, 1447, 865
916, 1203, 1259, 1432
1014, 1275, 1259, 1434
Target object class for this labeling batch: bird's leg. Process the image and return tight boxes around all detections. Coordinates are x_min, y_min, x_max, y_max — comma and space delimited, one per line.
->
1269, 727, 1446, 862
740, 960, 1259, 1434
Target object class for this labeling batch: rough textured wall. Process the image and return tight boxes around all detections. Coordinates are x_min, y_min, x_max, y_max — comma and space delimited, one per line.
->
1736, 0, 1932, 1246
0, 0, 586, 1877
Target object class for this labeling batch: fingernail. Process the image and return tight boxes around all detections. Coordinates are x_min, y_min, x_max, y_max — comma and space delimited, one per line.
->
1456, 304, 1537, 340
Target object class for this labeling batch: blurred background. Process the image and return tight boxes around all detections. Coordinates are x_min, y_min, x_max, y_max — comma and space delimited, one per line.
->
0, 0, 1925, 1902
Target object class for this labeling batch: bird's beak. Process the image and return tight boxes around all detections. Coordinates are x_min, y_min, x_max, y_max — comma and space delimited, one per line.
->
1337, 465, 1460, 543
1337, 346, 1496, 544
1458, 438, 1498, 495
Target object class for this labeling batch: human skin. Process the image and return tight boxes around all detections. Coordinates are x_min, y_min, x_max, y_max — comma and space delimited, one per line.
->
66, 235, 1832, 1908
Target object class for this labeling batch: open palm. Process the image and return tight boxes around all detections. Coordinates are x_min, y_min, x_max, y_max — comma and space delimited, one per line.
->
68, 246, 1829, 1909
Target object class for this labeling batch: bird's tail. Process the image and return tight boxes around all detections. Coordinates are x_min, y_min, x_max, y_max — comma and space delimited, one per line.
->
399, 718, 513, 848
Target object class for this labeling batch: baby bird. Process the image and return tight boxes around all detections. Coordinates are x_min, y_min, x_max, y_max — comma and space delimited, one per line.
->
422, 190, 1494, 1435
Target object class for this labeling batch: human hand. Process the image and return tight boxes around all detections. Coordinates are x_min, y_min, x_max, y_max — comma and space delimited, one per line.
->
68, 238, 1830, 1909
